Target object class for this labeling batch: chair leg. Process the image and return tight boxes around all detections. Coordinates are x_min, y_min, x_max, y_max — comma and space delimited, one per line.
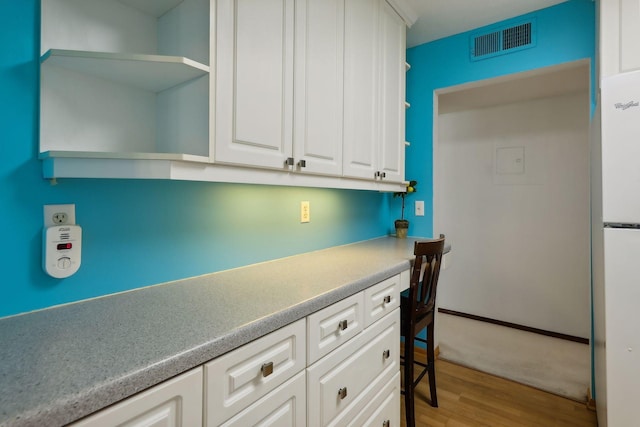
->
426, 322, 438, 407
403, 336, 416, 427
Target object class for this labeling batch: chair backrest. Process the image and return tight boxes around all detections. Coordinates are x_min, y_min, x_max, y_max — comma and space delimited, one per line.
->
408, 234, 445, 320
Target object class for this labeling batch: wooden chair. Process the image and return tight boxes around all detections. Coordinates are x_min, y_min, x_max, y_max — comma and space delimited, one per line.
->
401, 235, 445, 427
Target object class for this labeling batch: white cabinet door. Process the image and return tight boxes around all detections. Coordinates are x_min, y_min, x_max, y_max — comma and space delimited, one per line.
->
293, 0, 344, 176
343, 0, 380, 180
215, 0, 295, 169
343, 0, 406, 183
621, 0, 640, 72
378, 0, 406, 183
70, 368, 203, 427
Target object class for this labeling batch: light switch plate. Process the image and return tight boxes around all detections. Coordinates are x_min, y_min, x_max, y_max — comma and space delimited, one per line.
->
415, 201, 425, 216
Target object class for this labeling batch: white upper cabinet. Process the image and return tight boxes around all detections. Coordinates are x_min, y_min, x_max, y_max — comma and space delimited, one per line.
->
39, 0, 413, 191
215, 0, 344, 176
40, 0, 211, 161
293, 0, 345, 176
378, 0, 406, 183
343, 0, 405, 183
600, 0, 640, 80
214, 0, 295, 169
343, 0, 380, 181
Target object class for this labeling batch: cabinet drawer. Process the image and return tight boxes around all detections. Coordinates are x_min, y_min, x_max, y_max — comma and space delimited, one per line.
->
307, 309, 399, 427
205, 318, 306, 427
307, 291, 364, 364
220, 371, 306, 427
71, 367, 203, 427
364, 274, 401, 327
347, 372, 400, 427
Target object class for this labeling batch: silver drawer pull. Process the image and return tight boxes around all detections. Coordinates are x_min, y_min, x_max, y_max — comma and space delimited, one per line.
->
338, 319, 348, 331
383, 349, 390, 360
338, 387, 348, 400
383, 420, 390, 427
383, 295, 391, 304
261, 362, 274, 377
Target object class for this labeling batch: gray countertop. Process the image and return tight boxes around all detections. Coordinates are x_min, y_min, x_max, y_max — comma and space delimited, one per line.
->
0, 236, 442, 427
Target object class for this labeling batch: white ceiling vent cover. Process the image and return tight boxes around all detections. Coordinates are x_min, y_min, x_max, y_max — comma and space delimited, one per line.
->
470, 20, 536, 61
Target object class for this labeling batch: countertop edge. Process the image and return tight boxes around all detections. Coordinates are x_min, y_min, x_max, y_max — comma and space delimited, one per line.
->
0, 236, 442, 427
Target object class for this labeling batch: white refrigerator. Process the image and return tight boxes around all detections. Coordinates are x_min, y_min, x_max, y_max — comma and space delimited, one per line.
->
594, 69, 640, 427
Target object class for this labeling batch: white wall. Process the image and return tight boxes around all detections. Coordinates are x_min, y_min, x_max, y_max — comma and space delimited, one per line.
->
435, 92, 590, 338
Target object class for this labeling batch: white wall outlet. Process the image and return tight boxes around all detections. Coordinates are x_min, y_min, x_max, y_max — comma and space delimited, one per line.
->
415, 200, 425, 216
44, 204, 76, 227
301, 201, 310, 223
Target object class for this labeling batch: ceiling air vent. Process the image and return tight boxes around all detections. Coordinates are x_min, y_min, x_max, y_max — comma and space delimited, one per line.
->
470, 20, 535, 61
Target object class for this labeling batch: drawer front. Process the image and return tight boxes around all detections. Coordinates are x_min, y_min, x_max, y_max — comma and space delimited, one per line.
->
364, 274, 401, 327
307, 309, 399, 427
71, 367, 203, 427
220, 371, 306, 427
347, 372, 400, 427
307, 292, 364, 365
205, 318, 306, 427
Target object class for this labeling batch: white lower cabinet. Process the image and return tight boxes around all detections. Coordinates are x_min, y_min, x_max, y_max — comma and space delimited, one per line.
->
70, 367, 204, 427
204, 318, 306, 426
219, 371, 306, 427
347, 371, 400, 427
307, 291, 364, 365
69, 273, 403, 427
364, 274, 401, 327
307, 308, 400, 427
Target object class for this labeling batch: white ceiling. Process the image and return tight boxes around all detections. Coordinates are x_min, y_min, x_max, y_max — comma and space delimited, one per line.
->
406, 0, 569, 48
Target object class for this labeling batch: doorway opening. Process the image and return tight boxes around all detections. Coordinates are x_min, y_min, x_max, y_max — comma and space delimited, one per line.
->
433, 59, 592, 400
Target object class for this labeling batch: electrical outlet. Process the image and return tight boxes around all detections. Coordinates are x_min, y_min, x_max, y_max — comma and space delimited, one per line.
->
52, 212, 68, 224
300, 201, 310, 223
44, 204, 76, 227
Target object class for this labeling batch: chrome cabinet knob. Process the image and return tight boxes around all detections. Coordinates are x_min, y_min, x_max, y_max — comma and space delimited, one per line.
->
261, 362, 274, 377
338, 387, 348, 400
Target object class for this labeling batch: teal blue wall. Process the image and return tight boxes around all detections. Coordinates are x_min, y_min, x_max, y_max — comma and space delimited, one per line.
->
0, 1, 391, 318
403, 0, 596, 238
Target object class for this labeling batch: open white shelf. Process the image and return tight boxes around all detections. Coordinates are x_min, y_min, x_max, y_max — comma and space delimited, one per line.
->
39, 151, 210, 163
41, 49, 209, 92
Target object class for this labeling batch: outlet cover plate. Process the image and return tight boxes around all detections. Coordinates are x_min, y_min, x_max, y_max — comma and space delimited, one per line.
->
44, 204, 76, 227
300, 201, 310, 223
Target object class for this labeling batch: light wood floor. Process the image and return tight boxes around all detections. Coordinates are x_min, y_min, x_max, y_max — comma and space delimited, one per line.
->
401, 359, 597, 427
